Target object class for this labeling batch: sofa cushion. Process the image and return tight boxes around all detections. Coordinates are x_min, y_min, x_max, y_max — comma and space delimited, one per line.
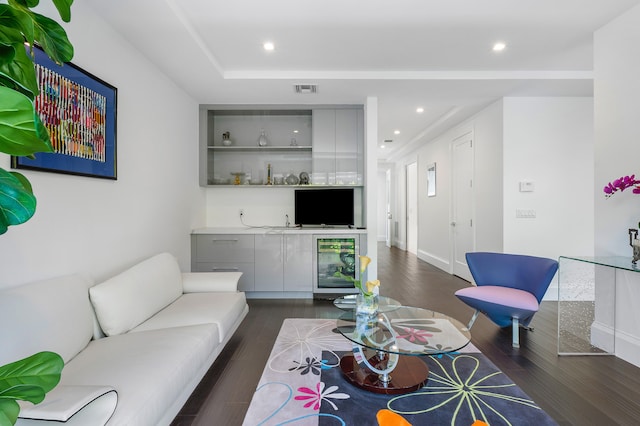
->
59, 324, 219, 426
89, 253, 183, 336
0, 274, 94, 365
132, 292, 247, 343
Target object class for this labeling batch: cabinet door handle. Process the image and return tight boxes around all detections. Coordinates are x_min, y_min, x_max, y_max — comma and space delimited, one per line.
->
212, 239, 239, 242
211, 267, 239, 271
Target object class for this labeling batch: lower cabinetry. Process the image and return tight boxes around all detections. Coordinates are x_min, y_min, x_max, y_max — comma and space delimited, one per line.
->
191, 232, 363, 295
191, 234, 256, 291
284, 234, 313, 292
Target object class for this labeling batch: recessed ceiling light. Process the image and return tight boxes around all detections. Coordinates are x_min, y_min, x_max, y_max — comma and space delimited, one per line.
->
492, 42, 506, 52
263, 41, 275, 51
380, 145, 386, 149
416, 107, 424, 113
394, 130, 400, 135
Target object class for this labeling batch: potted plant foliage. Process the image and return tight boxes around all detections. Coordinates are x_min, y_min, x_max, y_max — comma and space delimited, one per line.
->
0, 0, 74, 424
0, 0, 74, 235
0, 352, 64, 426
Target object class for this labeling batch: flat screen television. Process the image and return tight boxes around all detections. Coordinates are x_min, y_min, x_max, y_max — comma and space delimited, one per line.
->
294, 188, 354, 227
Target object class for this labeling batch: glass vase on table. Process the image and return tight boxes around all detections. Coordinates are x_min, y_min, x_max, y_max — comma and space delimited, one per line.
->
356, 292, 379, 316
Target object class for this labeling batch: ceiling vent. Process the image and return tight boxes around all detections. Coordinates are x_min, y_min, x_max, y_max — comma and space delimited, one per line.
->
294, 84, 318, 94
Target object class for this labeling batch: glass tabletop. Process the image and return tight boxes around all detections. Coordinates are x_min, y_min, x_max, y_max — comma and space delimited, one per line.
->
336, 306, 471, 356
559, 255, 640, 272
333, 294, 402, 312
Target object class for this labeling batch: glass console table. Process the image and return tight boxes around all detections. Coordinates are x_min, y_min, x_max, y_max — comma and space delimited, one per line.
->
558, 256, 640, 355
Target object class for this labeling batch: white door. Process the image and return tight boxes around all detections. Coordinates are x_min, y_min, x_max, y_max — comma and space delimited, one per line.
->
452, 133, 474, 281
406, 162, 418, 255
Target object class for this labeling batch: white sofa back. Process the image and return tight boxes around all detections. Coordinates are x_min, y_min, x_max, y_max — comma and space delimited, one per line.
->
89, 253, 183, 336
0, 274, 95, 365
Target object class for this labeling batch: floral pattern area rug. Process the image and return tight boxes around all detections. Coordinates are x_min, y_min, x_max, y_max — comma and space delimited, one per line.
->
242, 318, 557, 426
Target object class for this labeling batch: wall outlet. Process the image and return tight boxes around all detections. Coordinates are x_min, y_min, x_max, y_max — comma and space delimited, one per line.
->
239, 209, 244, 217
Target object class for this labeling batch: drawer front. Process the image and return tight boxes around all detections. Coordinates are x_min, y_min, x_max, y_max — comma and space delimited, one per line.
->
194, 234, 254, 263
193, 262, 255, 292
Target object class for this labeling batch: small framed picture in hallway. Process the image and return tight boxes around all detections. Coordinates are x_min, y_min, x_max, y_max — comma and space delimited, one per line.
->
427, 163, 436, 197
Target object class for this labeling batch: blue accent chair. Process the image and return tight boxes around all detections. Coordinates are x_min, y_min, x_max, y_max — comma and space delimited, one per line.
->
455, 252, 559, 348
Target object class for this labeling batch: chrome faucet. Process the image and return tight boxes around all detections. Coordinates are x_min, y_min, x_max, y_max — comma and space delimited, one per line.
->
285, 214, 290, 228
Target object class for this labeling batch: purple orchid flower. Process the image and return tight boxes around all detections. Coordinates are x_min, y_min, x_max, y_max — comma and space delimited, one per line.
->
604, 174, 640, 198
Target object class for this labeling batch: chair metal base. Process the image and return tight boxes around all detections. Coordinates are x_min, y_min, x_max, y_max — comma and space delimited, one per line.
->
467, 310, 533, 348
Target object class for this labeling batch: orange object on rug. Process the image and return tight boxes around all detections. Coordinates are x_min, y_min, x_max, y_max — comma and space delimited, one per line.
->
376, 409, 412, 426
472, 421, 489, 426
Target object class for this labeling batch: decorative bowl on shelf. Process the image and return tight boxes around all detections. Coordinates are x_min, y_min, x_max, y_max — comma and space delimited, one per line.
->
285, 173, 300, 185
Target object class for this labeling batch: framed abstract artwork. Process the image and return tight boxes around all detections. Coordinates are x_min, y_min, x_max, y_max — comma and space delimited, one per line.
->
427, 162, 436, 197
12, 47, 118, 179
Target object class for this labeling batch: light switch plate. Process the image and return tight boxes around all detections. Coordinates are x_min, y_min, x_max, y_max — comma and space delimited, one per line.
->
519, 181, 535, 192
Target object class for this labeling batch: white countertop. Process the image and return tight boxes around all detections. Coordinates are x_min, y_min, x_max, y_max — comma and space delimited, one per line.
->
192, 227, 367, 235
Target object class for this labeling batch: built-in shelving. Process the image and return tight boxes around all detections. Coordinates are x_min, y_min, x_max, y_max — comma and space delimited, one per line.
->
198, 105, 364, 188
208, 146, 312, 152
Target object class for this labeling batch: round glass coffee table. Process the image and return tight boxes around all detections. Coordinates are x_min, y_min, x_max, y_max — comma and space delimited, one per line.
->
335, 306, 471, 394
333, 294, 402, 312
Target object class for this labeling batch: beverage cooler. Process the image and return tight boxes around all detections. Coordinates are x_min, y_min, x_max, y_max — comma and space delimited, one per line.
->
313, 235, 360, 297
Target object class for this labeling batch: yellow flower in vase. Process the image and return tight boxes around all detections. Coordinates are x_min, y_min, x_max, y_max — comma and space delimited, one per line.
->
366, 279, 380, 294
334, 255, 379, 296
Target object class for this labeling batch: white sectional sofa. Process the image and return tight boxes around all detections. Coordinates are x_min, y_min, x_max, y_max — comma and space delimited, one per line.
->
0, 252, 248, 426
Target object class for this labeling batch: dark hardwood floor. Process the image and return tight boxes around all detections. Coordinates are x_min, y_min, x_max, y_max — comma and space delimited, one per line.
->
172, 244, 640, 426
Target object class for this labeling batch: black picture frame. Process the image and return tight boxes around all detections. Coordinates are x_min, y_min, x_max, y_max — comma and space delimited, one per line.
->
11, 47, 118, 179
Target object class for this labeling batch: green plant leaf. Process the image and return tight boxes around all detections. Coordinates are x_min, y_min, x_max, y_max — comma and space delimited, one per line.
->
0, 168, 37, 235
0, 43, 16, 67
0, 399, 19, 426
0, 3, 35, 47
51, 0, 73, 23
32, 13, 73, 64
0, 352, 63, 400
10, 0, 41, 9
0, 44, 38, 98
0, 86, 52, 155
0, 384, 46, 402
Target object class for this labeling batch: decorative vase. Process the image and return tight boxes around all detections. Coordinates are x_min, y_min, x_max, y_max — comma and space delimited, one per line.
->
222, 131, 232, 146
257, 130, 268, 147
356, 292, 379, 316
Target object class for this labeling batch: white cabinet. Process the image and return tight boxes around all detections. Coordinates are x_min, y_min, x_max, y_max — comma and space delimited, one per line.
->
284, 234, 313, 292
335, 108, 364, 183
191, 234, 256, 291
312, 107, 364, 185
255, 234, 284, 291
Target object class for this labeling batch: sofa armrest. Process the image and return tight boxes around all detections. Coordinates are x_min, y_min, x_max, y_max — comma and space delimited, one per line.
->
17, 385, 117, 426
181, 271, 243, 293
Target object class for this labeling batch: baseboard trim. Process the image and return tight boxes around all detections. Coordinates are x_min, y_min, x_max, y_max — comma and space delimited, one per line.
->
417, 249, 450, 273
591, 320, 640, 367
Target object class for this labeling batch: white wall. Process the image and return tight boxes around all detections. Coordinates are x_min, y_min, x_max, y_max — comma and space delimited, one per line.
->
0, 2, 204, 287
400, 100, 504, 272
377, 170, 387, 241
473, 101, 504, 253
594, 4, 640, 367
503, 97, 594, 260
390, 96, 593, 304
415, 127, 454, 270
